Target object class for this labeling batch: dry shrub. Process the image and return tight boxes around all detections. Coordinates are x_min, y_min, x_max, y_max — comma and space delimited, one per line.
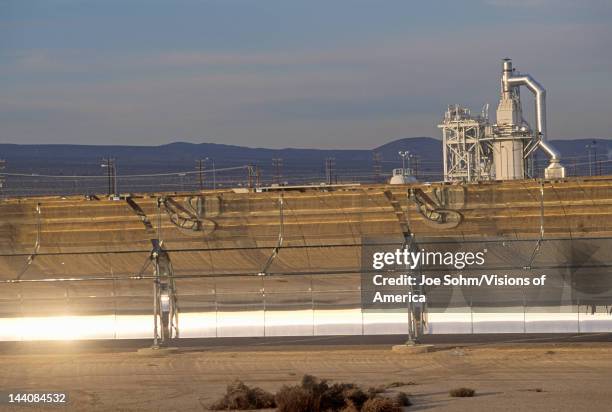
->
339, 402, 360, 412
209, 379, 275, 410
449, 387, 476, 397
343, 387, 369, 409
275, 375, 407, 412
275, 385, 311, 412
394, 392, 412, 407
361, 397, 403, 412
276, 375, 356, 412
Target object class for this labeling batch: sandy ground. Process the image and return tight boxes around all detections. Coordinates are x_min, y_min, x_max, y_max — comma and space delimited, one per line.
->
1, 341, 611, 411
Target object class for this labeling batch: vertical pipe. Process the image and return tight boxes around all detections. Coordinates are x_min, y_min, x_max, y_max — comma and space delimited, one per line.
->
153, 279, 158, 347
213, 160, 216, 189
113, 161, 117, 195
197, 159, 203, 190
106, 158, 111, 196
470, 298, 474, 334
523, 292, 526, 334
310, 274, 315, 336
577, 298, 581, 333
502, 58, 513, 96
443, 129, 448, 181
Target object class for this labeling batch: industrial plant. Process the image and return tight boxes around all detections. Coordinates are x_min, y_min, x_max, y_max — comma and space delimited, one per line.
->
0, 59, 611, 347
439, 58, 564, 182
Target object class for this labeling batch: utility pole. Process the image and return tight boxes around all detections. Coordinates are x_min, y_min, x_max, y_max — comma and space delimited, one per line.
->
196, 157, 215, 189
593, 140, 599, 176
101, 157, 116, 196
247, 164, 260, 188
210, 158, 216, 189
586, 144, 593, 176
196, 159, 205, 190
0, 159, 5, 195
272, 158, 283, 185
325, 157, 335, 185
372, 152, 382, 183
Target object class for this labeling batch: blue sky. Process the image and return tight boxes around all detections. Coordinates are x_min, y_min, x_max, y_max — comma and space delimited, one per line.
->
1, 0, 611, 148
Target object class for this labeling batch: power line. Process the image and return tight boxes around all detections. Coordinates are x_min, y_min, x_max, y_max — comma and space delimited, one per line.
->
272, 158, 283, 185
0, 165, 249, 179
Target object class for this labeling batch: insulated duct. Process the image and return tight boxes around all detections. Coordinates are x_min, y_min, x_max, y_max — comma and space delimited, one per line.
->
501, 59, 565, 178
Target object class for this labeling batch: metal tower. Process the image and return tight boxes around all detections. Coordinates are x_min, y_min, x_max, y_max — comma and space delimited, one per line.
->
438, 105, 493, 182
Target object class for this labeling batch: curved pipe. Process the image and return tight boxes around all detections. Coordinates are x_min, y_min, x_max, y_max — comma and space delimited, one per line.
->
505, 74, 561, 162
506, 76, 546, 138
538, 140, 561, 162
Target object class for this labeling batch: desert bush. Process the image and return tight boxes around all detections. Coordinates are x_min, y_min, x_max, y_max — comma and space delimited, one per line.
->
275, 385, 311, 412
218, 374, 411, 412
209, 379, 275, 410
394, 391, 412, 407
275, 375, 407, 412
342, 387, 369, 409
339, 402, 360, 412
361, 397, 403, 412
449, 387, 476, 397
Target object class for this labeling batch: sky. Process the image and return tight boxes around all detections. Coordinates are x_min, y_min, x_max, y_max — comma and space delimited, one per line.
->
1, 0, 611, 149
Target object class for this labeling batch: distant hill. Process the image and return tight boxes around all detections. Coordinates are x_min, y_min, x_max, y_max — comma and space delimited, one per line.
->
0, 141, 372, 176
0, 137, 609, 195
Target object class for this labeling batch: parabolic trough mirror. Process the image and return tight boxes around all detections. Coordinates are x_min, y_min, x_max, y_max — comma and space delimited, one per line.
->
1, 179, 612, 342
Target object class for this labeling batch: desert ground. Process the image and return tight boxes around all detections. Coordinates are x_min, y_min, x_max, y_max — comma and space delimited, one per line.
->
1, 336, 611, 411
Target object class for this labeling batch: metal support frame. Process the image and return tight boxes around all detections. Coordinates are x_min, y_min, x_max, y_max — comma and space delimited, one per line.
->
151, 241, 179, 347
439, 105, 493, 182
384, 190, 423, 343
151, 199, 179, 348
260, 194, 284, 275
525, 179, 545, 269
15, 203, 41, 280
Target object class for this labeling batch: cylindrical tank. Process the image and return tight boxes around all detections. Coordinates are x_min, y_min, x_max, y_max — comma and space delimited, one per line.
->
389, 168, 417, 184
493, 140, 524, 180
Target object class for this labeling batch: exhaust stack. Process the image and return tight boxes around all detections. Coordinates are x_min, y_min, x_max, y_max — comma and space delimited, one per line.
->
501, 59, 565, 179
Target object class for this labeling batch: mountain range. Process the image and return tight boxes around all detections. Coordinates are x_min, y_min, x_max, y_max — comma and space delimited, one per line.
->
0, 137, 609, 195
